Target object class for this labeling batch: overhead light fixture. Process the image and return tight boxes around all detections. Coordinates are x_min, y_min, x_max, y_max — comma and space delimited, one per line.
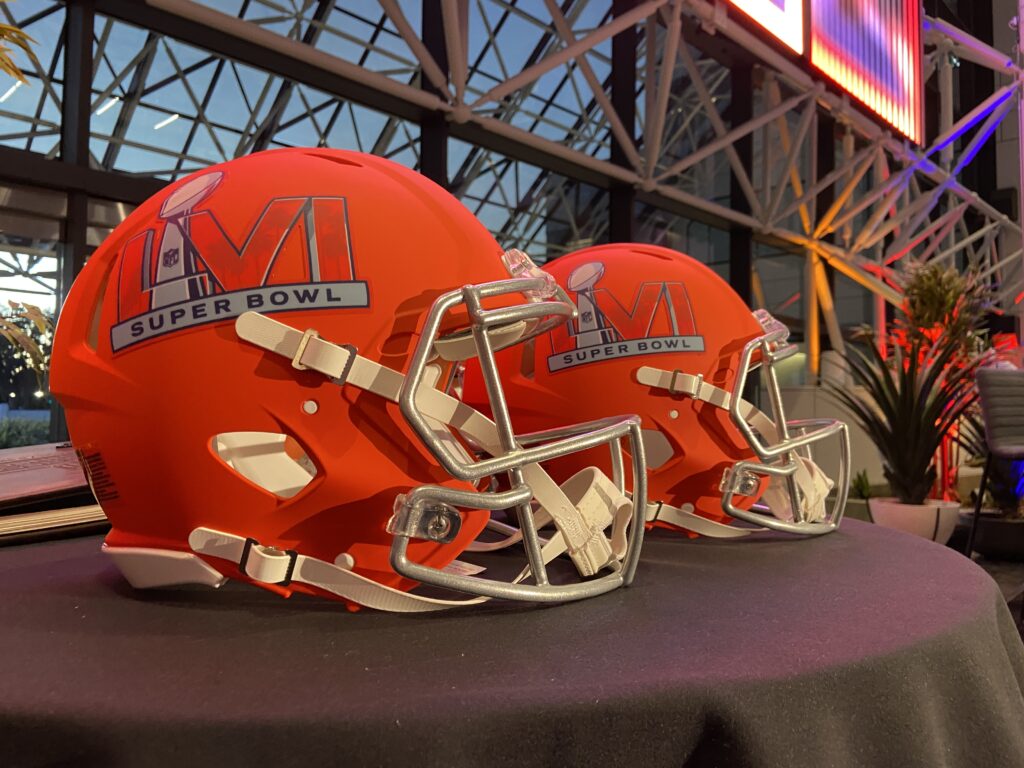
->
96, 96, 120, 115
33, 390, 44, 399
0, 81, 22, 103
154, 113, 180, 130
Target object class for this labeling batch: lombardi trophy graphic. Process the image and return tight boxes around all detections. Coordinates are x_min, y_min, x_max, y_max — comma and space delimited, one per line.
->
150, 171, 223, 309
567, 261, 615, 348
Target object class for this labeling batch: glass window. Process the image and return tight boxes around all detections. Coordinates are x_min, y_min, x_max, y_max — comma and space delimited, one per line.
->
188, 0, 426, 88
91, 15, 420, 180
754, 243, 804, 339
0, 187, 136, 449
465, 1, 613, 159
634, 203, 730, 281
833, 270, 875, 333
189, 1, 616, 160
449, 138, 609, 262
0, 1, 65, 156
0, 182, 63, 448
643, 40, 732, 202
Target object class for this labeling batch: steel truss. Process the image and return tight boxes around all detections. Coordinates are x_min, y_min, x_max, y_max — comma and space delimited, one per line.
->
2, 0, 1020, 378
0, 1, 63, 157
114, 0, 1020, 364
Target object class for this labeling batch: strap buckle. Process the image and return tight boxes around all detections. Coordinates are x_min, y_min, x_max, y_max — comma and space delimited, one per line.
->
291, 328, 320, 371
668, 370, 702, 398
646, 500, 664, 523
239, 537, 299, 586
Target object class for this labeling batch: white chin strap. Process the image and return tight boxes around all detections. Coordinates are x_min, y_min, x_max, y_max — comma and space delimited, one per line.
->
644, 501, 756, 538
107, 312, 633, 613
635, 366, 834, 537
187, 528, 489, 612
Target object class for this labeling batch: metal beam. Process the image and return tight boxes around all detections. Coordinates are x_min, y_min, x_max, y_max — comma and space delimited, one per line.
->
61, 0, 93, 168
19, 0, 1020, 319
59, 0, 94, 284
421, 0, 450, 187
730, 64, 753, 306
101, 33, 159, 169
609, 0, 638, 242
96, 0, 429, 123
56, 0, 96, 442
0, 146, 166, 204
471, 0, 667, 108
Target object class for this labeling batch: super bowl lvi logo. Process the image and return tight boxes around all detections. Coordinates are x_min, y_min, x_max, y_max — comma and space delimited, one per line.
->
110, 171, 369, 353
547, 261, 704, 372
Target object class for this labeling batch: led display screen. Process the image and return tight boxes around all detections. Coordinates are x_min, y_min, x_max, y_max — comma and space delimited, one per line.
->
726, 0, 804, 55
810, 0, 923, 144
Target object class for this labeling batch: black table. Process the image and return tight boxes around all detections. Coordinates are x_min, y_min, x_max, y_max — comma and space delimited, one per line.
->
2, 519, 1023, 768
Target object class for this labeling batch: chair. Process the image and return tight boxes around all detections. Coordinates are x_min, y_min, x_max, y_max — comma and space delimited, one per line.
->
965, 367, 1024, 558
966, 367, 1024, 631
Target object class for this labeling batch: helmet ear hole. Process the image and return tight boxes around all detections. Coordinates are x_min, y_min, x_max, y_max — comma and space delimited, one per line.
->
641, 428, 675, 470
212, 432, 316, 499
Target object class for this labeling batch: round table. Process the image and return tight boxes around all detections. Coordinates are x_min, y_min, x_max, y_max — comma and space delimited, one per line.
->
1, 519, 1023, 767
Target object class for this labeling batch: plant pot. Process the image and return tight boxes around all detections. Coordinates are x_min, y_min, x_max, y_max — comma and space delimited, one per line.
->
867, 497, 961, 545
969, 516, 1024, 561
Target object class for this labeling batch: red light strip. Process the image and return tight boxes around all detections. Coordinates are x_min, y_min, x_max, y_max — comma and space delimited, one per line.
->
810, 0, 923, 143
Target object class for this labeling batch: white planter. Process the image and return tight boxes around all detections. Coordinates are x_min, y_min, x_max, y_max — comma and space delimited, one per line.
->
868, 497, 961, 545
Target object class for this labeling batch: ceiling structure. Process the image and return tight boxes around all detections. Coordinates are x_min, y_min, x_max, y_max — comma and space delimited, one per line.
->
0, 0, 1019, 378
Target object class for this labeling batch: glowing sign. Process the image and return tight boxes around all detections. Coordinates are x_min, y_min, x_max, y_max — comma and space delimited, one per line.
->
726, 0, 804, 55
810, 0, 923, 144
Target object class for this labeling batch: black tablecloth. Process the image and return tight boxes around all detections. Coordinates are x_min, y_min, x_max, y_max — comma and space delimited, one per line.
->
1, 519, 1023, 768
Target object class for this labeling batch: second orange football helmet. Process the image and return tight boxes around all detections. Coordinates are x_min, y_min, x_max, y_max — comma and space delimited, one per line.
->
463, 243, 849, 537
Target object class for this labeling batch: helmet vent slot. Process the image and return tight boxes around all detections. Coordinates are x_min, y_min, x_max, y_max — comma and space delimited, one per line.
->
212, 432, 316, 499
305, 151, 363, 167
86, 255, 117, 351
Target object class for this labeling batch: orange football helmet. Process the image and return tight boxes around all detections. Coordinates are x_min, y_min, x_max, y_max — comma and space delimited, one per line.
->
463, 243, 849, 538
51, 149, 647, 611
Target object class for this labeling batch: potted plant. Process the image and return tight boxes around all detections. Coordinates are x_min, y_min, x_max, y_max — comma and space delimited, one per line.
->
828, 261, 992, 544
828, 331, 983, 543
898, 259, 990, 356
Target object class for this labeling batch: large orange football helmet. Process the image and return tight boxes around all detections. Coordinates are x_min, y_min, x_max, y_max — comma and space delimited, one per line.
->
463, 243, 849, 538
50, 149, 647, 611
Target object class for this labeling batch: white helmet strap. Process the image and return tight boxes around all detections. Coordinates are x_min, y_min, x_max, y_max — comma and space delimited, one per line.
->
635, 365, 834, 530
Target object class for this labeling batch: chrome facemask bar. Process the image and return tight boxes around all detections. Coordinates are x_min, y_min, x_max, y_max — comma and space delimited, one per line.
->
722, 310, 850, 535
394, 269, 648, 602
